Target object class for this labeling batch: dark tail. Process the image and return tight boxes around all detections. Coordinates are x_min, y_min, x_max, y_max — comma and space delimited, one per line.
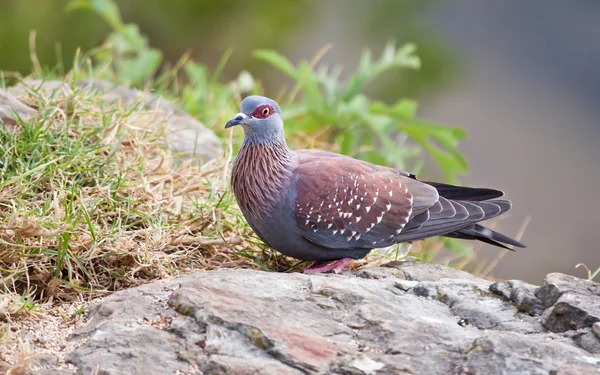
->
398, 182, 526, 250
445, 223, 526, 250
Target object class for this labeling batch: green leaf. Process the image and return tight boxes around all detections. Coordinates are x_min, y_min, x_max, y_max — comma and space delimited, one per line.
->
343, 42, 421, 102
118, 49, 162, 85
371, 98, 418, 120
66, 0, 124, 31
184, 61, 208, 87
337, 129, 357, 156
253, 50, 298, 79
295, 61, 325, 112
211, 49, 232, 84
395, 99, 418, 119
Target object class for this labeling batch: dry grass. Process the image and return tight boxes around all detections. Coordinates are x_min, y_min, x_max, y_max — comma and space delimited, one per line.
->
0, 80, 303, 327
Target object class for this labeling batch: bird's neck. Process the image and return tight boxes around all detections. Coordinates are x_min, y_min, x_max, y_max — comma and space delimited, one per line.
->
241, 127, 286, 147
231, 138, 294, 220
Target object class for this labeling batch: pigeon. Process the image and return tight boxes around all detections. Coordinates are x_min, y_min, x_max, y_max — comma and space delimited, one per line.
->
226, 96, 525, 273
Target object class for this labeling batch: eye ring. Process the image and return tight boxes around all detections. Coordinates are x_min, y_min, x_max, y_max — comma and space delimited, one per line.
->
262, 107, 270, 116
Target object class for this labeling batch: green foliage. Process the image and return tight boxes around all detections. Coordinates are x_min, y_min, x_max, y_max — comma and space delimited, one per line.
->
0, 83, 260, 303
67, 0, 163, 86
177, 54, 255, 130
255, 45, 468, 182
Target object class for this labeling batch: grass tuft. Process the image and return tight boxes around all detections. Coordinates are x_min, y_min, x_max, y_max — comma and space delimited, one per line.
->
0, 79, 293, 310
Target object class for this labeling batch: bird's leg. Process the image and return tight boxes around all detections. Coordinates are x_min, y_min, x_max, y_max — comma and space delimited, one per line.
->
303, 257, 355, 274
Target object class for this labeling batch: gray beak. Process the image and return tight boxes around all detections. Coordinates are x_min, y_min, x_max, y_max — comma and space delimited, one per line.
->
225, 113, 248, 129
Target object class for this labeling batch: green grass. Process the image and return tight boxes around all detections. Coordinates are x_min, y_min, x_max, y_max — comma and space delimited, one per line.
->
0, 79, 285, 313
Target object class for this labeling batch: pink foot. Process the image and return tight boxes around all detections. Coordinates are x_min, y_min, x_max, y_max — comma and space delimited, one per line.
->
302, 257, 356, 274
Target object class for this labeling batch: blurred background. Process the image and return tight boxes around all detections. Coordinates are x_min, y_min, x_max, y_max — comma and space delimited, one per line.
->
0, 0, 598, 283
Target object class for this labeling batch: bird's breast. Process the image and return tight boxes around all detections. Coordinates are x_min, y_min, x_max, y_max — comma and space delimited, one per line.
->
230, 142, 293, 221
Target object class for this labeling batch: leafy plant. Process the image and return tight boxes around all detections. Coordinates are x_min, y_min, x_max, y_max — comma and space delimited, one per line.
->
254, 45, 468, 182
67, 0, 163, 86
177, 55, 255, 131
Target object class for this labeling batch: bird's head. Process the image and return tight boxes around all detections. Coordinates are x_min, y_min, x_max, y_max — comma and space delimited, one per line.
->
225, 96, 285, 144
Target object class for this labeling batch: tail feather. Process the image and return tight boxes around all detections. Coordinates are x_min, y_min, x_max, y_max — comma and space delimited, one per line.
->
397, 182, 525, 250
424, 181, 504, 201
446, 223, 526, 250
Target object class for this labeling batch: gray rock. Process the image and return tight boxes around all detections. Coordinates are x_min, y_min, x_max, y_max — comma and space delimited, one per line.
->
490, 279, 545, 315
537, 273, 600, 332
568, 328, 600, 355
412, 278, 544, 333
62, 264, 600, 375
8, 79, 222, 160
68, 326, 188, 375
459, 331, 597, 375
7, 79, 71, 98
30, 354, 59, 368
381, 260, 482, 281
0, 89, 37, 130
77, 80, 223, 159
31, 369, 76, 375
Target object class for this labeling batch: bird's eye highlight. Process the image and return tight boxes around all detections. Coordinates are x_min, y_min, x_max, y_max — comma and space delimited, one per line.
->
262, 107, 269, 116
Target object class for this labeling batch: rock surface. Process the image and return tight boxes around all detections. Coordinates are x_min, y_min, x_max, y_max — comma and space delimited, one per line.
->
49, 262, 600, 374
6, 79, 222, 160
0, 89, 37, 130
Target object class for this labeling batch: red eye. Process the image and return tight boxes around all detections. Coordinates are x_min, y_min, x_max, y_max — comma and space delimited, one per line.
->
252, 104, 274, 119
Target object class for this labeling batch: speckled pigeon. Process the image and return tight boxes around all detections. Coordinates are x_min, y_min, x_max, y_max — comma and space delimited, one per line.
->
226, 96, 525, 273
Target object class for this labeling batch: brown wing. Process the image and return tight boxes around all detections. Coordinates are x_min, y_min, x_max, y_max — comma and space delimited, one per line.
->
292, 151, 438, 249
